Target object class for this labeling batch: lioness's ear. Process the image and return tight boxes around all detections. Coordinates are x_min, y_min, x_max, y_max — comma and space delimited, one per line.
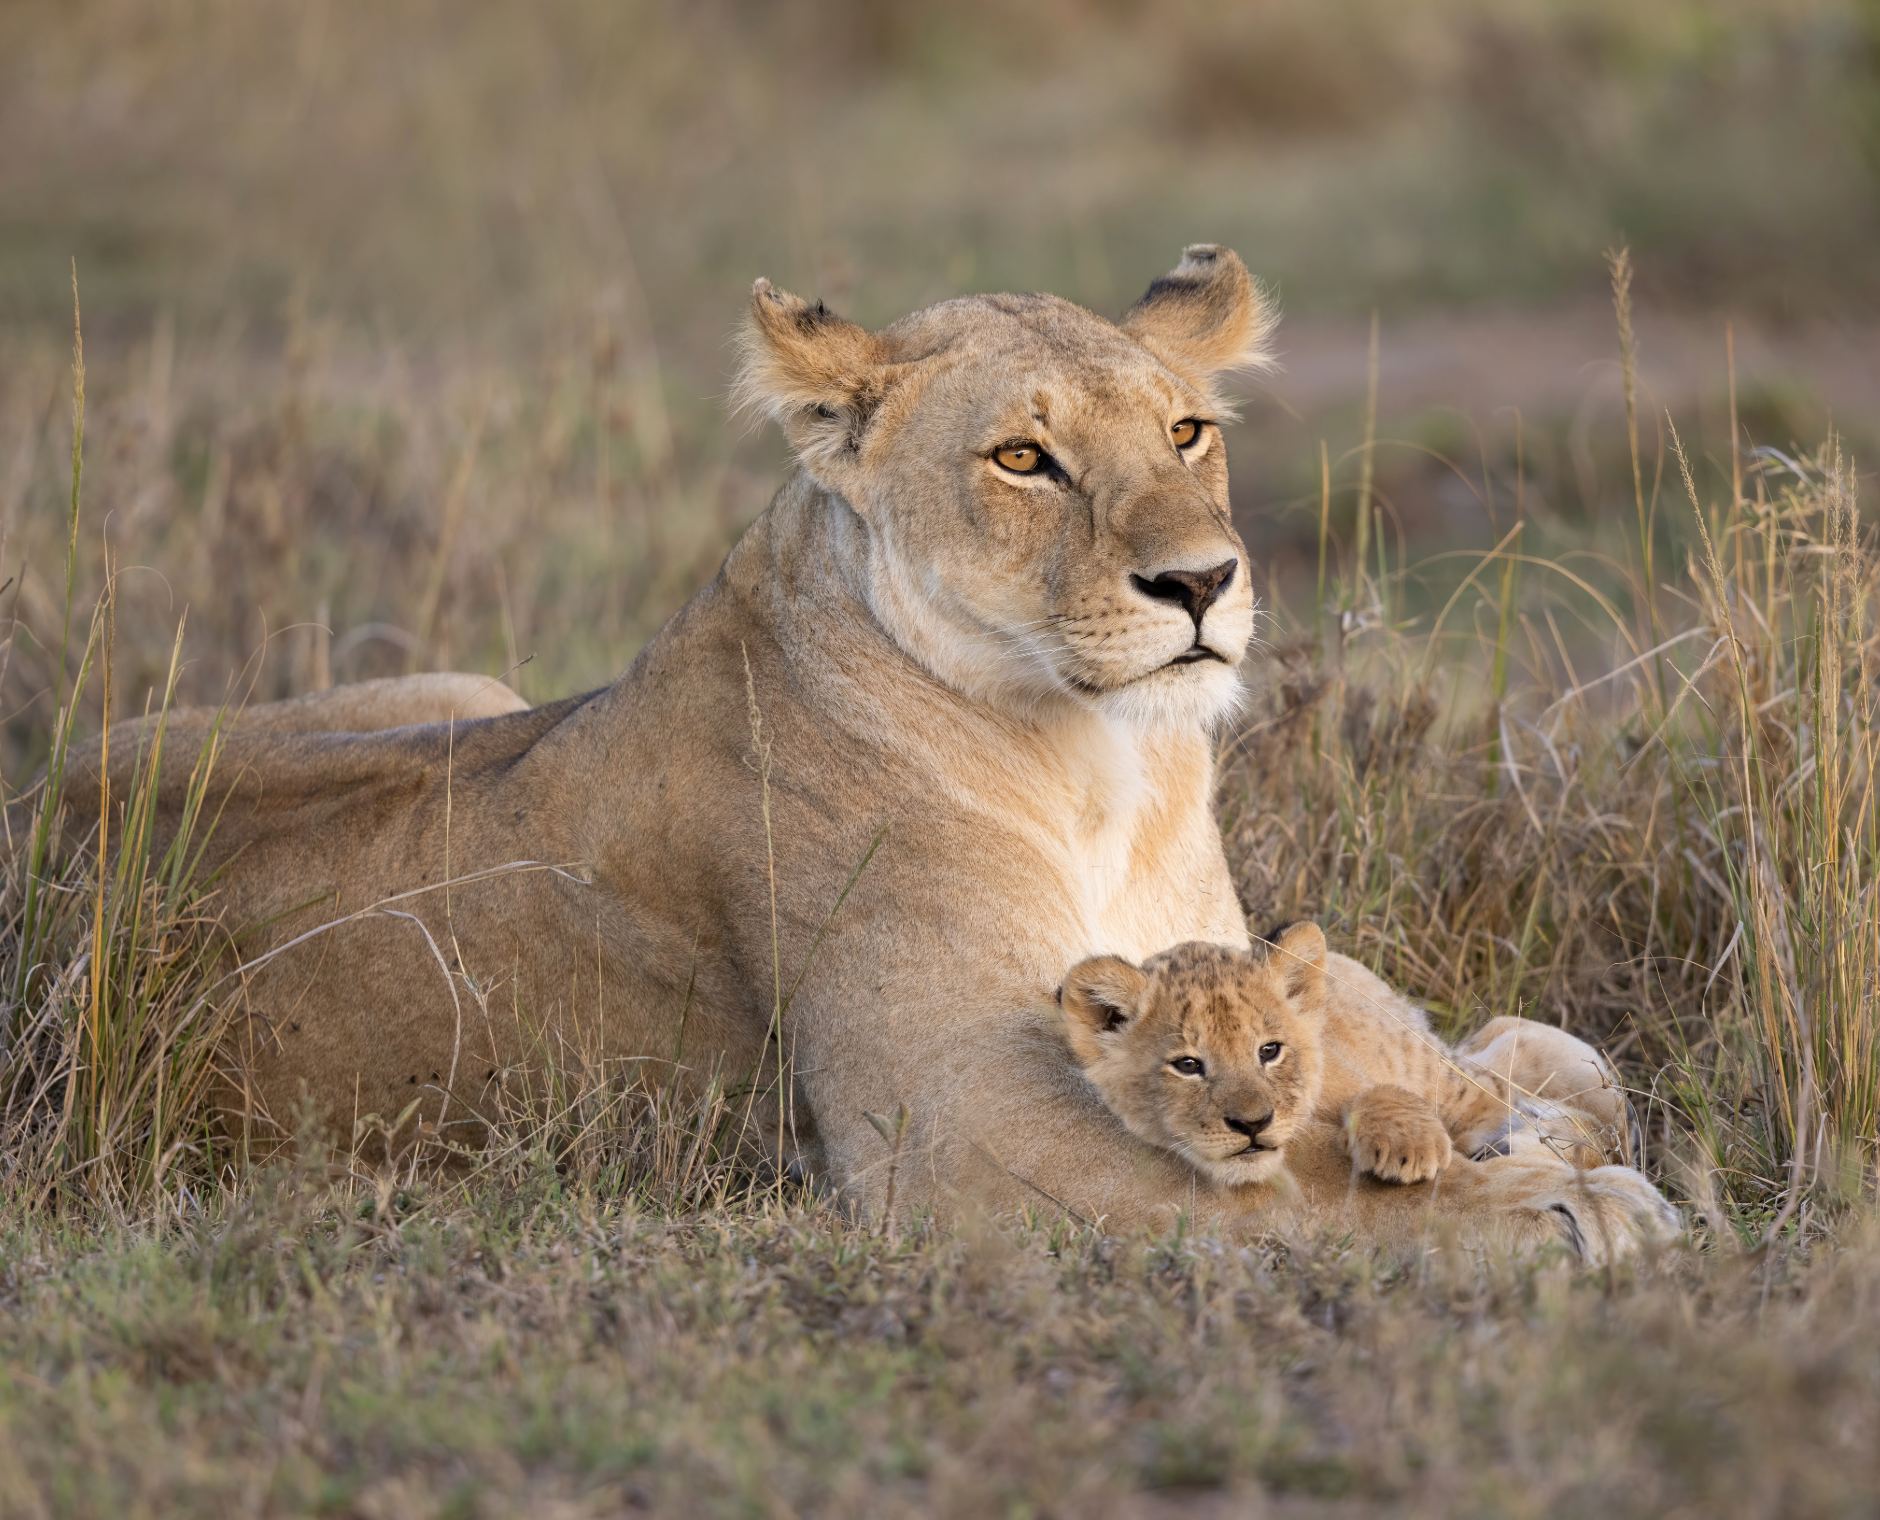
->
1267, 922, 1327, 1013
1121, 245, 1275, 386
735, 279, 888, 489
1058, 955, 1150, 1068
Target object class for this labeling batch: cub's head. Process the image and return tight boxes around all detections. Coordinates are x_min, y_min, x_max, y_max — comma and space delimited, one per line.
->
735, 247, 1273, 730
1058, 924, 1327, 1187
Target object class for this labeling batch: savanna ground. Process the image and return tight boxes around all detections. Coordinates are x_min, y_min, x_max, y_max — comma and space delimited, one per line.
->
2, 3, 1879, 1514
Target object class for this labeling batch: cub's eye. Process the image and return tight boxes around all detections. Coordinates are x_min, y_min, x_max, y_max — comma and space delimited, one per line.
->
1259, 1042, 1283, 1064
1171, 419, 1201, 449
1170, 1056, 1205, 1077
994, 442, 1044, 474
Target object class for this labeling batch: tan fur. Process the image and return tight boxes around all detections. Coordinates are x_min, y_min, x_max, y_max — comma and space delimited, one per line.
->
1341, 1085, 1456, 1184
52, 249, 1673, 1261
1068, 925, 1635, 1185
1060, 940, 1326, 1188
1063, 926, 1675, 1259
1311, 951, 1632, 1175
1456, 1015, 1634, 1159
131, 673, 530, 739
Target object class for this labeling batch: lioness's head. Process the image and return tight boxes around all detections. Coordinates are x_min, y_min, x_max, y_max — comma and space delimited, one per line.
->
736, 246, 1273, 729
1058, 924, 1328, 1187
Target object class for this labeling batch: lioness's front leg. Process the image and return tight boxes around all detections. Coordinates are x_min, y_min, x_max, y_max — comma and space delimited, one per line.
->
1282, 1117, 1680, 1265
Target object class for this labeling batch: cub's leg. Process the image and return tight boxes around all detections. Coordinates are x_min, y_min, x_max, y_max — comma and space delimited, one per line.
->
1341, 1051, 1589, 1182
1457, 1016, 1623, 1122
1455, 1017, 1634, 1166
1424, 1056, 1533, 1162
1344, 1083, 1453, 1184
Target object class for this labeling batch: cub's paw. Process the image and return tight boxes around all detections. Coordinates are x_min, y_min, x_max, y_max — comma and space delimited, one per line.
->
1345, 1084, 1455, 1184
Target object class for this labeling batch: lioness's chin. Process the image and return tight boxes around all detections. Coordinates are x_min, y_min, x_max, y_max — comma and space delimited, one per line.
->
1198, 1149, 1287, 1189
1093, 658, 1246, 731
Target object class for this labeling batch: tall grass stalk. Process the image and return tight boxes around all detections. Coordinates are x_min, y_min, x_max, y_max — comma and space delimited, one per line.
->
1675, 432, 1877, 1217
1352, 309, 1380, 620
1, 301, 236, 1210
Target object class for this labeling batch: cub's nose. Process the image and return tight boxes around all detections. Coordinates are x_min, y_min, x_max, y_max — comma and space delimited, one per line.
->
1130, 559, 1238, 628
1224, 1112, 1272, 1141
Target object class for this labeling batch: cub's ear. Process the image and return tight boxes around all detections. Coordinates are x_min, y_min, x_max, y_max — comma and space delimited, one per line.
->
1121, 245, 1275, 388
735, 279, 889, 493
1058, 955, 1150, 1068
1267, 922, 1327, 1013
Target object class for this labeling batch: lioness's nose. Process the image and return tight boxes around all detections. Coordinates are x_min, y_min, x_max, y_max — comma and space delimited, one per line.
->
1130, 559, 1237, 627
1224, 1112, 1272, 1140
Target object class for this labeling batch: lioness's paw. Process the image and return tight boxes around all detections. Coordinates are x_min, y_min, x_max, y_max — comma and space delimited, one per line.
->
1345, 1084, 1454, 1184
1539, 1165, 1682, 1265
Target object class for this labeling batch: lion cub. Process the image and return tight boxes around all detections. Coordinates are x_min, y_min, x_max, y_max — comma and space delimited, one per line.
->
1059, 924, 1620, 1187
1056, 932, 1326, 1187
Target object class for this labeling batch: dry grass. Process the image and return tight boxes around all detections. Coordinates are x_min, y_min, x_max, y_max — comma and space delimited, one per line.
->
1221, 424, 1878, 1234
5, 0, 1875, 331
1, 2, 1877, 1510
4, 1, 1876, 759
0, 252, 1872, 1515
3, 1156, 1879, 1519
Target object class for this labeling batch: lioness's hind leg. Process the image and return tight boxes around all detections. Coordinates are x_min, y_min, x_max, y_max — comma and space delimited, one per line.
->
134, 673, 530, 742
1345, 1084, 1454, 1184
230, 672, 530, 733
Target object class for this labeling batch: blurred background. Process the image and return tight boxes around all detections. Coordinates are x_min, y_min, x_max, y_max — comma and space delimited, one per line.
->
2, 0, 1877, 763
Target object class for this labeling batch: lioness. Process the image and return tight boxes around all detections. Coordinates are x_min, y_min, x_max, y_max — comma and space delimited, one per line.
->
1060, 925, 1645, 1189
62, 247, 1673, 1258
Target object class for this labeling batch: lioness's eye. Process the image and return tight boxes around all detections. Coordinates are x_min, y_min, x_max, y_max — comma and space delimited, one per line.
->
994, 443, 1044, 474
1259, 1042, 1282, 1064
1170, 1056, 1205, 1077
1171, 419, 1201, 449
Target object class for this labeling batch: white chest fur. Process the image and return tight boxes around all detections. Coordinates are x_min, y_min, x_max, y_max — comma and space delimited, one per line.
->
1043, 713, 1238, 962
